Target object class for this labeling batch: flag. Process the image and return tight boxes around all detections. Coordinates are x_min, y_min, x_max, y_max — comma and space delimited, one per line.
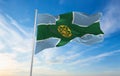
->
35, 12, 104, 54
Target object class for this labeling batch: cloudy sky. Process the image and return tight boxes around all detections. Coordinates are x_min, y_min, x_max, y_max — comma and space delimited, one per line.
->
0, 0, 120, 76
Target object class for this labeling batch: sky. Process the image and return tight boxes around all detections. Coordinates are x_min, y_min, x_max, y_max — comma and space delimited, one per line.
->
0, 0, 120, 76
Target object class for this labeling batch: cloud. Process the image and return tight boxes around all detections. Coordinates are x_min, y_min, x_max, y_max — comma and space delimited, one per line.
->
101, 0, 120, 36
0, 53, 17, 70
33, 66, 76, 76
70, 50, 120, 66
0, 13, 33, 76
36, 44, 105, 65
0, 52, 31, 76
5, 14, 29, 36
34, 46, 83, 65
0, 13, 32, 53
0, 40, 5, 50
49, 52, 81, 64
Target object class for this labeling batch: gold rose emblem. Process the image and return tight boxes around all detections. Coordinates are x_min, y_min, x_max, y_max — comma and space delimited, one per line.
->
58, 25, 72, 38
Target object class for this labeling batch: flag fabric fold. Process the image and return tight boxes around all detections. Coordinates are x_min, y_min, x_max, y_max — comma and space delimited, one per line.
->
35, 12, 104, 54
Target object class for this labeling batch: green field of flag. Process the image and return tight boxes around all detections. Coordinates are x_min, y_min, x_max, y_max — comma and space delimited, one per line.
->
35, 12, 104, 54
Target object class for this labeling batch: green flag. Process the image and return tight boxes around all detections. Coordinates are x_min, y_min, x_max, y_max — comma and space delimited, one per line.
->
37, 12, 103, 47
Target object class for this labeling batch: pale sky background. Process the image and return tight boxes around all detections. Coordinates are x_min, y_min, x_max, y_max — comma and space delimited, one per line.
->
0, 0, 120, 76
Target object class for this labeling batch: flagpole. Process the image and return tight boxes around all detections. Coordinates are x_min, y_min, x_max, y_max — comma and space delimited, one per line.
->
30, 9, 38, 76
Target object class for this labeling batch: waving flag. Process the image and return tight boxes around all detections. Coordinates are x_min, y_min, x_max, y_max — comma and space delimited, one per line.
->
35, 12, 104, 54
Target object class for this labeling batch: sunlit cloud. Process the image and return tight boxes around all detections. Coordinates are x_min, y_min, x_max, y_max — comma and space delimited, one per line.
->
33, 66, 75, 76
0, 53, 17, 69
0, 52, 30, 76
0, 13, 32, 76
